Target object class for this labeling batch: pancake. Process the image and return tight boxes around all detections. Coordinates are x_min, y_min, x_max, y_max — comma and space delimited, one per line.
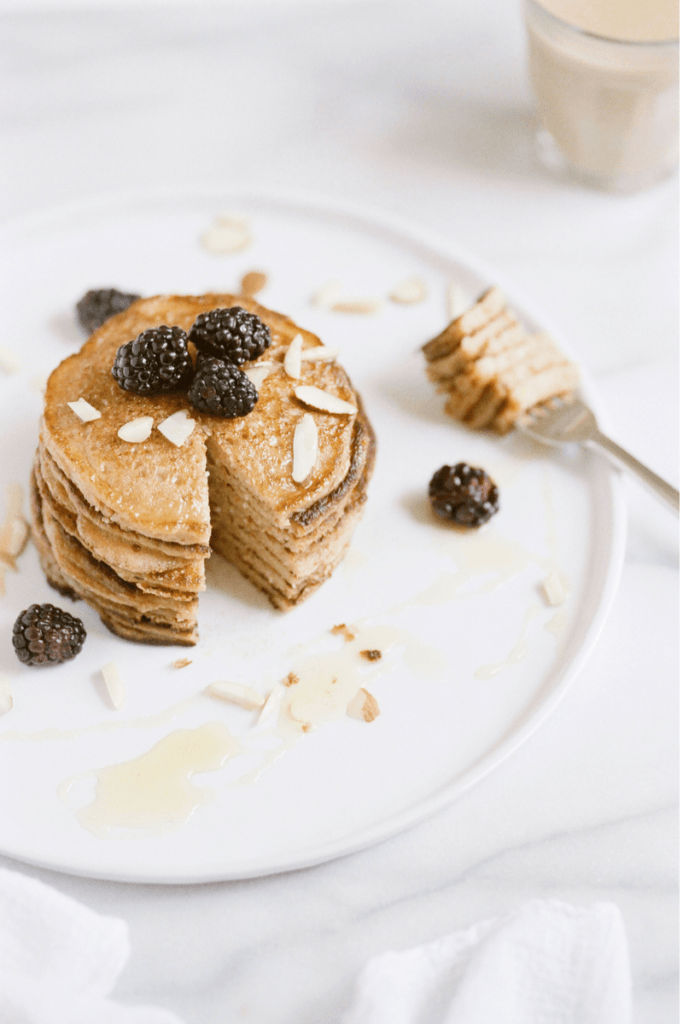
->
33, 293, 375, 644
423, 287, 579, 433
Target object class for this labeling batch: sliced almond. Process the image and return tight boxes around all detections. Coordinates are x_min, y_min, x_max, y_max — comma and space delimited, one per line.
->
173, 658, 192, 669
68, 398, 101, 422
201, 218, 251, 255
242, 361, 275, 390
292, 413, 318, 483
284, 333, 303, 380
257, 686, 282, 724
390, 276, 427, 304
301, 346, 338, 362
205, 680, 265, 711
101, 662, 126, 710
240, 270, 268, 296
157, 410, 196, 448
0, 346, 20, 375
311, 279, 342, 309
283, 672, 299, 687
447, 282, 470, 321
118, 416, 154, 443
294, 385, 356, 415
0, 674, 12, 716
0, 517, 29, 569
331, 299, 382, 315
542, 571, 569, 607
346, 688, 380, 722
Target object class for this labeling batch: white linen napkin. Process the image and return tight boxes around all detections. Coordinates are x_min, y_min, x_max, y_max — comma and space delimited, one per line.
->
343, 899, 632, 1024
0, 866, 185, 1024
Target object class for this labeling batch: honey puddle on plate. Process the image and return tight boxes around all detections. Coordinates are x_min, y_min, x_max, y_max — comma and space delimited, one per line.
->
58, 722, 242, 839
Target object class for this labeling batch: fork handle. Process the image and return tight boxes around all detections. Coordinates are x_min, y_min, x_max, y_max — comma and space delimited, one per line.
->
588, 432, 680, 513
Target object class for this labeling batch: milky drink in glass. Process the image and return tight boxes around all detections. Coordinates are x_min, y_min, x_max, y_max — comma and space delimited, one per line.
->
525, 0, 679, 190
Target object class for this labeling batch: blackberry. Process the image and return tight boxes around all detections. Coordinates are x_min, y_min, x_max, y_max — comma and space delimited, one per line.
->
112, 325, 193, 396
12, 603, 86, 667
188, 307, 271, 365
188, 355, 258, 418
76, 288, 141, 333
428, 463, 499, 527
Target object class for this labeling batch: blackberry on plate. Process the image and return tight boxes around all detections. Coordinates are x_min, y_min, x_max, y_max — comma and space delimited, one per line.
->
12, 603, 86, 667
188, 354, 258, 418
188, 307, 271, 365
76, 288, 141, 333
428, 463, 499, 527
112, 325, 193, 396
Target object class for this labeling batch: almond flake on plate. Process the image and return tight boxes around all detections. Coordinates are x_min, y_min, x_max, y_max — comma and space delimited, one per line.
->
447, 282, 471, 321
542, 571, 569, 607
331, 299, 382, 315
68, 398, 101, 422
157, 410, 196, 447
200, 215, 252, 255
0, 516, 29, 570
101, 662, 126, 710
0, 346, 20, 374
284, 333, 303, 379
257, 686, 282, 724
0, 674, 12, 716
173, 658, 192, 669
294, 385, 356, 415
243, 362, 275, 390
346, 688, 380, 722
118, 416, 154, 443
301, 346, 338, 362
389, 276, 428, 304
311, 279, 342, 309
292, 413, 318, 483
205, 681, 265, 711
240, 270, 268, 296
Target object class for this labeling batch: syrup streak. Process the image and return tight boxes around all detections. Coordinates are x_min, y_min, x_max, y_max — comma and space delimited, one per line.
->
0, 694, 203, 743
474, 601, 542, 680
58, 722, 243, 839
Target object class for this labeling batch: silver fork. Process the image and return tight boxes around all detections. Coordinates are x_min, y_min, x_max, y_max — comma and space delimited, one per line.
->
518, 395, 679, 512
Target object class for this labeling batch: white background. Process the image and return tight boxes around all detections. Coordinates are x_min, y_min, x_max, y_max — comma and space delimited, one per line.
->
0, 0, 678, 1021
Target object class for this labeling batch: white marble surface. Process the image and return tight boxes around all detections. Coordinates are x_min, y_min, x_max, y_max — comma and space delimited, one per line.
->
0, 1, 678, 1021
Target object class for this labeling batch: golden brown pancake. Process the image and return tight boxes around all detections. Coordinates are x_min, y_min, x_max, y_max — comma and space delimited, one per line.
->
33, 293, 375, 644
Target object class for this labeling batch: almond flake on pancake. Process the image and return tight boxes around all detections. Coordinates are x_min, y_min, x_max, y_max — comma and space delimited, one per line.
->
240, 270, 268, 296
68, 399, 101, 422
301, 346, 338, 362
205, 680, 265, 710
390, 277, 427, 304
311, 279, 342, 309
157, 410, 196, 447
118, 416, 154, 443
292, 413, 318, 483
242, 361, 276, 389
346, 687, 380, 722
284, 333, 303, 379
101, 662, 126, 710
0, 674, 11, 715
294, 385, 356, 415
331, 299, 382, 315
447, 281, 470, 320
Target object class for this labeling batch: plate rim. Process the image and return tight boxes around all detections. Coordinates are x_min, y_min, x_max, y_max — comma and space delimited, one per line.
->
0, 186, 627, 883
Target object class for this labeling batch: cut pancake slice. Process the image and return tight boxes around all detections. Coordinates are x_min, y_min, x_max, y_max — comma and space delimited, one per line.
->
424, 287, 579, 433
33, 293, 375, 645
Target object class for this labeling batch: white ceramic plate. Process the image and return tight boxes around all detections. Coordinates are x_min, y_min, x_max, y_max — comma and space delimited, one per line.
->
0, 191, 625, 883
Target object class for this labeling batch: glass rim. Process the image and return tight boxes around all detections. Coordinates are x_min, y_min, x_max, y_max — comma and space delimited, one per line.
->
525, 0, 680, 48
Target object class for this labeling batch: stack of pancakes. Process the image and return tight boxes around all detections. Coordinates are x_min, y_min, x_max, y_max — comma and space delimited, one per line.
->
32, 294, 375, 645
423, 287, 579, 433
